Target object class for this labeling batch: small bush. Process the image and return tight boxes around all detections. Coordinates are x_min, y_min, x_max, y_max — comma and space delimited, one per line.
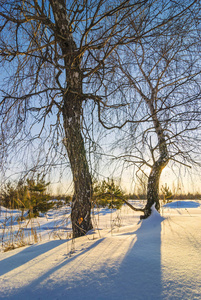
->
0, 176, 54, 217
92, 179, 124, 209
26, 178, 54, 217
161, 184, 173, 203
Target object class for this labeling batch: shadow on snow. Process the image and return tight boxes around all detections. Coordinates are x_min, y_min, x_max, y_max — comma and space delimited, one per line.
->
0, 240, 66, 276
1, 216, 164, 300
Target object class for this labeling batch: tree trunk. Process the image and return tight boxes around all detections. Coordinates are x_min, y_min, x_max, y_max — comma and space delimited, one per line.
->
141, 99, 169, 219
141, 160, 166, 219
62, 59, 93, 238
63, 92, 93, 238
141, 138, 169, 219
48, 0, 93, 238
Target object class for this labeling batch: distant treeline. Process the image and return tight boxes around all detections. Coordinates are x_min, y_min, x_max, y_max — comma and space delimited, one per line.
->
128, 193, 201, 200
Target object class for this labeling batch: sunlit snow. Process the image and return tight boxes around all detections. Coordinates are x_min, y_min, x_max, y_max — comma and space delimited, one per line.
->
0, 200, 201, 299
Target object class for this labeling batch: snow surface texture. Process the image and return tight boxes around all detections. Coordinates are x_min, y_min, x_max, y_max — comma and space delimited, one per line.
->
0, 200, 201, 300
164, 200, 200, 208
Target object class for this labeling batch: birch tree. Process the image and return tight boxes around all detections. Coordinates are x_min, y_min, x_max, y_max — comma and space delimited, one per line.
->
0, 0, 154, 237
97, 0, 201, 218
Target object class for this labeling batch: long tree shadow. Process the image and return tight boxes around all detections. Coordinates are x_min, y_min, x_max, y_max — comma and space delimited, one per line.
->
0, 238, 105, 299
109, 216, 164, 300
55, 213, 164, 300
0, 240, 66, 276
0, 214, 164, 300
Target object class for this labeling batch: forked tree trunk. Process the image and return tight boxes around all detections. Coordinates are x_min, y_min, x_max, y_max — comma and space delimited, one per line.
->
63, 92, 93, 238
141, 100, 169, 219
141, 159, 167, 219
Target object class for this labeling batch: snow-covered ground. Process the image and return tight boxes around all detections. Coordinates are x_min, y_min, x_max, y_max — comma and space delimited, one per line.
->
0, 200, 201, 299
